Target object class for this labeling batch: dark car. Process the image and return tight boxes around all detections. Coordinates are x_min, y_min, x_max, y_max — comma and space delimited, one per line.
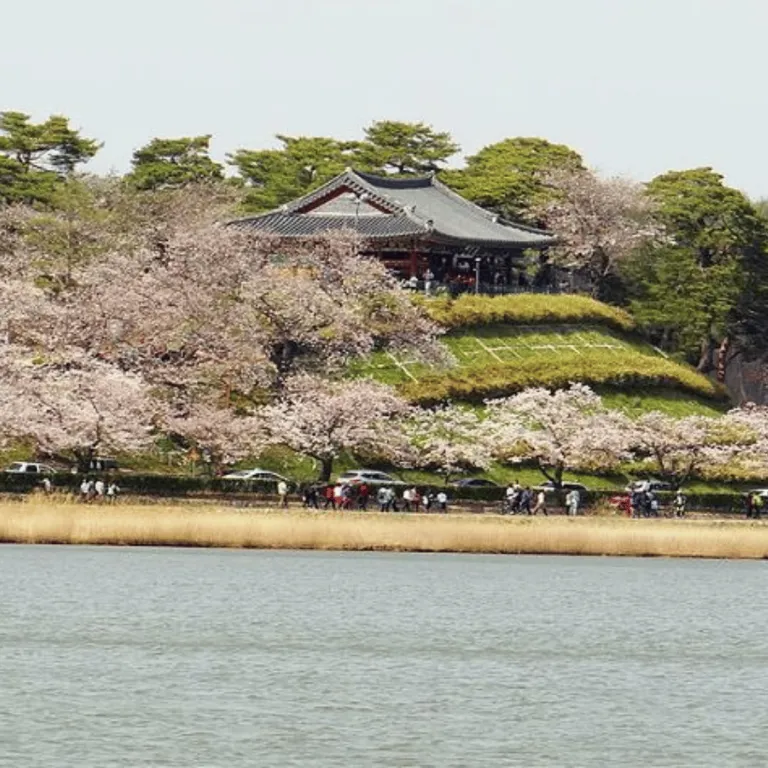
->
450, 478, 500, 488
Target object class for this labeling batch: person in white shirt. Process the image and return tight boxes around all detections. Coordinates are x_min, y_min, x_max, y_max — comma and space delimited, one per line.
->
566, 489, 580, 516
94, 479, 105, 499
436, 490, 448, 513
277, 480, 288, 508
402, 487, 413, 512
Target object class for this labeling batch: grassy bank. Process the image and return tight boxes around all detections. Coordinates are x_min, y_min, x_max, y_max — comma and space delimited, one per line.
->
2, 502, 768, 560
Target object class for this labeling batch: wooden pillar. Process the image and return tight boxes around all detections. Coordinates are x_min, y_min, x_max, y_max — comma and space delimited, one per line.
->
409, 248, 419, 277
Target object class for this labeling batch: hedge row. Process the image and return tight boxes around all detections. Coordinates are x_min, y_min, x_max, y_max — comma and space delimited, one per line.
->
399, 350, 725, 405
419, 294, 636, 332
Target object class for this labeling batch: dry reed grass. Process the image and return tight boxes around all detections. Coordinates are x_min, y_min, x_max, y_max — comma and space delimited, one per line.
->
2, 501, 768, 559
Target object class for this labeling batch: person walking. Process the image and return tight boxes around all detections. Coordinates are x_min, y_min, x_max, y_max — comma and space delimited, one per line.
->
277, 479, 289, 509
673, 490, 687, 518
519, 487, 532, 515
402, 487, 412, 512
357, 482, 370, 511
323, 484, 335, 511
377, 486, 390, 512
531, 488, 547, 516
106, 481, 120, 502
436, 490, 448, 513
333, 483, 344, 510
94, 478, 105, 501
565, 488, 580, 517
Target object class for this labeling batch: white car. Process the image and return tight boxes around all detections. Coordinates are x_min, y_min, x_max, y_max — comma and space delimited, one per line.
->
335, 470, 406, 486
5, 462, 56, 475
221, 468, 288, 484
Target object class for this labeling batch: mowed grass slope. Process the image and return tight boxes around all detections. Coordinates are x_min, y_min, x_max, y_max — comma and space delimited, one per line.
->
357, 323, 724, 406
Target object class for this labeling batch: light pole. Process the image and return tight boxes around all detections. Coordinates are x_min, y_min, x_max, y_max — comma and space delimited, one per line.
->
474, 257, 481, 295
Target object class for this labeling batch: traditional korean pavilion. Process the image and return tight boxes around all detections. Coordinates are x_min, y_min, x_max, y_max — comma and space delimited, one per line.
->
233, 169, 556, 292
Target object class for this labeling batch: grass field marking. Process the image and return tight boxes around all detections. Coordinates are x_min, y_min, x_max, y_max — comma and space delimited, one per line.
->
474, 337, 505, 363
385, 352, 418, 382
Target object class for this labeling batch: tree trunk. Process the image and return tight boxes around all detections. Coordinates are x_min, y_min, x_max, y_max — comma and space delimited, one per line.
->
697, 336, 715, 373
318, 457, 333, 483
716, 336, 730, 383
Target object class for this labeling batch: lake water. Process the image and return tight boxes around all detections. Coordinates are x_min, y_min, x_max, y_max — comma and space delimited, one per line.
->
1, 547, 767, 767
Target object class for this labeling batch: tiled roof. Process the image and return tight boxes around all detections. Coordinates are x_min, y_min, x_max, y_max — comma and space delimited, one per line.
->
233, 211, 426, 240
232, 170, 555, 249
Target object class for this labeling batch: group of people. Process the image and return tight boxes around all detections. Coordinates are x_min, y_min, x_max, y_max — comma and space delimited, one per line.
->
502, 482, 549, 515
629, 484, 686, 518
78, 477, 120, 502
301, 483, 449, 513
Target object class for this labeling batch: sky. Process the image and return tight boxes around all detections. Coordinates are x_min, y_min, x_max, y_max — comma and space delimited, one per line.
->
3, 0, 768, 197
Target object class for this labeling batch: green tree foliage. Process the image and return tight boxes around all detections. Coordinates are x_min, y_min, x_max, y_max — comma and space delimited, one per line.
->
356, 120, 459, 175
0, 112, 101, 205
126, 135, 224, 190
228, 135, 360, 212
443, 137, 584, 223
627, 168, 768, 375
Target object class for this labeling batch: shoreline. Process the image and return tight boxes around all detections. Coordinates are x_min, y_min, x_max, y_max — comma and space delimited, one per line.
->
2, 502, 768, 560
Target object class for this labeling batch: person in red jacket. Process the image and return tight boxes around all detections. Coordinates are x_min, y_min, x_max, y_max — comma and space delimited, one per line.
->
357, 482, 370, 510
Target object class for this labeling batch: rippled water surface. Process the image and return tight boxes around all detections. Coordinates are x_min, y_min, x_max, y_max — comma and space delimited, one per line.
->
2, 546, 768, 766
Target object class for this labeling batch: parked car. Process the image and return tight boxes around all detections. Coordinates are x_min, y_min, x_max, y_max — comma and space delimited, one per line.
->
627, 479, 674, 493
221, 468, 288, 484
533, 481, 589, 494
335, 470, 406, 487
450, 478, 500, 488
5, 462, 56, 475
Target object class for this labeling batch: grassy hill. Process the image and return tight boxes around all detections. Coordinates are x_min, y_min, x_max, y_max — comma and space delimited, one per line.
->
356, 295, 727, 413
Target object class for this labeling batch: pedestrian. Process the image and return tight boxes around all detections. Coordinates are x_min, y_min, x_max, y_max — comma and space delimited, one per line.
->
673, 490, 687, 518
424, 268, 434, 296
106, 481, 120, 502
423, 491, 433, 512
402, 487, 412, 512
94, 478, 105, 500
277, 479, 289, 508
333, 483, 344, 510
41, 476, 53, 495
436, 490, 448, 513
357, 482, 370, 511
79, 478, 90, 502
377, 486, 390, 512
566, 488, 580, 517
411, 488, 421, 511
323, 484, 335, 510
531, 488, 547, 516
519, 486, 532, 515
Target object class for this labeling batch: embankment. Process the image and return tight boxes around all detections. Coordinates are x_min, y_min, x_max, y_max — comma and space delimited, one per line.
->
2, 502, 768, 559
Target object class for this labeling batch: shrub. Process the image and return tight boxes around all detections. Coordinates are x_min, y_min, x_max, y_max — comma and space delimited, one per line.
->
418, 294, 636, 332
399, 350, 725, 405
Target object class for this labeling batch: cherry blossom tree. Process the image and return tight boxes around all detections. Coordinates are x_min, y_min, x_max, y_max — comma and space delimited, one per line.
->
533, 168, 663, 297
261, 374, 410, 481
401, 405, 490, 484
486, 383, 632, 489
164, 403, 267, 476
0, 356, 157, 471
629, 407, 768, 486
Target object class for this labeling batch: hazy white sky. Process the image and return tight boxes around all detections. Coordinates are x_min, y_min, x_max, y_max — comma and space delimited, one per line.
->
4, 0, 767, 196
